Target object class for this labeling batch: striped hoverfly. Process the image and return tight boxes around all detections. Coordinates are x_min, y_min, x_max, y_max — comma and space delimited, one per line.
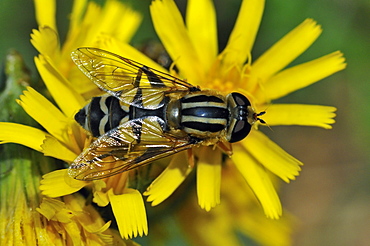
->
69, 48, 265, 181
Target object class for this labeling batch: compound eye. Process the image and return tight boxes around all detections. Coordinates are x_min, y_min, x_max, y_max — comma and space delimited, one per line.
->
232, 92, 250, 106
229, 119, 252, 143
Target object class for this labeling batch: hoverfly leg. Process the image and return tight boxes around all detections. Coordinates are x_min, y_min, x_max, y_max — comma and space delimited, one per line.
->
187, 148, 195, 169
127, 142, 133, 153
217, 141, 233, 157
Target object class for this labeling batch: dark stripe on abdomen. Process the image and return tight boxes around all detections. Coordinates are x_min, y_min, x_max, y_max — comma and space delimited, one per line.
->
181, 94, 224, 103
105, 96, 128, 132
89, 97, 105, 137
182, 106, 228, 119
182, 121, 224, 132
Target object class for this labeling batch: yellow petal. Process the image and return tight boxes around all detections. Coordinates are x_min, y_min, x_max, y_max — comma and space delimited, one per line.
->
41, 135, 78, 162
221, 165, 293, 244
101, 0, 142, 42
62, 1, 101, 54
63, 220, 85, 245
232, 144, 282, 219
92, 180, 110, 207
55, 208, 75, 223
263, 104, 337, 129
64, 195, 116, 245
186, 0, 218, 71
17, 87, 68, 143
83, 218, 111, 234
39, 197, 79, 224
150, 0, 204, 82
36, 197, 67, 220
98, 36, 169, 73
0, 122, 47, 152
36, 194, 116, 245
222, 0, 265, 67
93, 191, 110, 207
39, 169, 87, 197
256, 51, 346, 102
68, 0, 88, 34
237, 208, 294, 246
30, 27, 60, 61
144, 151, 193, 206
250, 19, 322, 88
108, 189, 148, 239
196, 147, 221, 211
179, 194, 240, 245
34, 55, 85, 117
63, 0, 141, 55
64, 194, 112, 233
33, 0, 57, 31
242, 131, 302, 183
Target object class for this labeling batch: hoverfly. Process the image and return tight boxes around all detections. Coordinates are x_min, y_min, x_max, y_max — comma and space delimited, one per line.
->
69, 48, 265, 181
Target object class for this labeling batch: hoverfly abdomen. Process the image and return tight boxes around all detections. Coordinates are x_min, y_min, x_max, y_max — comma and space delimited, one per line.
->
75, 95, 129, 137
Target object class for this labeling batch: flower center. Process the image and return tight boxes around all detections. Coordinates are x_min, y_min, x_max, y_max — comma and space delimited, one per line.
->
211, 78, 235, 94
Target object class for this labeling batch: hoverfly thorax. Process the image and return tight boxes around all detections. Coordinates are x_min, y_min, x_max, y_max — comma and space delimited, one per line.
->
226, 92, 263, 143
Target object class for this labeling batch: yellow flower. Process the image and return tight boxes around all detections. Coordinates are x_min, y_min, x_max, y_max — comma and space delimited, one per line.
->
177, 163, 295, 246
36, 195, 121, 245
0, 51, 124, 246
32, 0, 142, 97
0, 0, 347, 243
1, 167, 121, 245
140, 0, 345, 219
0, 0, 147, 241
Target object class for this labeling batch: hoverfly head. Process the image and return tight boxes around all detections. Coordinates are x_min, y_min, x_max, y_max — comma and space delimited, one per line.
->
226, 92, 266, 143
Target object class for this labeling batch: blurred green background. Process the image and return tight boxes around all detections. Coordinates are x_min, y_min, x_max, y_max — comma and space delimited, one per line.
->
0, 0, 369, 245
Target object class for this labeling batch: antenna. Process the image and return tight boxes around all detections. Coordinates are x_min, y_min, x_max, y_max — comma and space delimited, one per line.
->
254, 111, 273, 131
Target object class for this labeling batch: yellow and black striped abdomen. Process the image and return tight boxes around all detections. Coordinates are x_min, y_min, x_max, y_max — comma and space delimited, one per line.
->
75, 95, 129, 137
180, 94, 228, 137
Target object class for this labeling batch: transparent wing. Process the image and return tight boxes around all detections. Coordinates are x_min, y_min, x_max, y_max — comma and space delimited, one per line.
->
68, 116, 195, 181
114, 87, 173, 109
71, 47, 197, 93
